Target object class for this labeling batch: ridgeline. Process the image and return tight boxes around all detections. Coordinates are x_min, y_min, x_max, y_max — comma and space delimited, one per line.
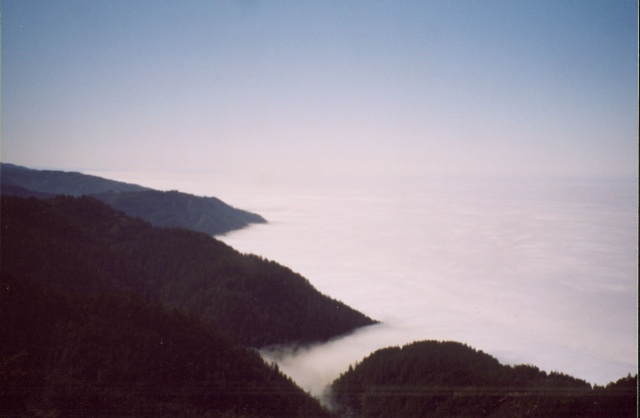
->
0, 163, 266, 236
330, 340, 637, 417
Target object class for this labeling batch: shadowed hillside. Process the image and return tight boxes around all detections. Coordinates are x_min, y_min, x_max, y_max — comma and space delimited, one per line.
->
0, 163, 266, 235
330, 340, 637, 418
94, 189, 266, 235
0, 276, 333, 418
1, 195, 377, 416
1, 195, 377, 348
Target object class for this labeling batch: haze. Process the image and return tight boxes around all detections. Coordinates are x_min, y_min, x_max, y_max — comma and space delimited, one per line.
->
207, 176, 637, 400
2, 0, 638, 403
2, 1, 637, 182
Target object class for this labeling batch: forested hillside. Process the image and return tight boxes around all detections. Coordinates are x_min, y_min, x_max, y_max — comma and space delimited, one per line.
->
94, 189, 266, 235
330, 340, 637, 418
5, 196, 634, 418
0, 276, 332, 417
0, 164, 266, 235
1, 195, 378, 416
1, 196, 377, 347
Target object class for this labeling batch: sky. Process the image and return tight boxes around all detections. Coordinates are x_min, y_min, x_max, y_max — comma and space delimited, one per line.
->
1, 0, 638, 183
1, 0, 638, 398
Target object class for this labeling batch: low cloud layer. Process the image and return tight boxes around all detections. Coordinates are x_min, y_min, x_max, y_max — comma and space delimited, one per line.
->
218, 176, 637, 399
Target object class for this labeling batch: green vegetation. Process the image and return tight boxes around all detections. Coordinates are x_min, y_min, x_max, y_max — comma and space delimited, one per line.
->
1, 196, 376, 347
0, 163, 265, 236
330, 340, 637, 417
0, 276, 332, 417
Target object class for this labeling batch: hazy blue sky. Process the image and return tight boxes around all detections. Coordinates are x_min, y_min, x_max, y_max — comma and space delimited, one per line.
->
2, 0, 638, 181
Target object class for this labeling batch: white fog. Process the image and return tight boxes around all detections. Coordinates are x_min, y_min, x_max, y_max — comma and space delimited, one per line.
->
98, 171, 637, 400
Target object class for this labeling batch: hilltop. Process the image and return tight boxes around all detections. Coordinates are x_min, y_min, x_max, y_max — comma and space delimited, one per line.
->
330, 340, 637, 417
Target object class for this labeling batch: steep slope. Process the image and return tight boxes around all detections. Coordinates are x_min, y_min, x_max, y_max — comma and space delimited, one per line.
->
330, 340, 637, 418
0, 276, 333, 418
0, 163, 266, 235
1, 196, 377, 347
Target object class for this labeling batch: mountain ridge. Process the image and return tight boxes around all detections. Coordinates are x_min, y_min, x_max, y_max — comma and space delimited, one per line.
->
1, 194, 377, 415
1, 195, 377, 348
330, 340, 637, 417
0, 163, 150, 195
0, 163, 266, 236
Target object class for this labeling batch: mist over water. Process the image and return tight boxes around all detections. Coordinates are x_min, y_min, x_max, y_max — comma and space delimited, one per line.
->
88, 171, 639, 399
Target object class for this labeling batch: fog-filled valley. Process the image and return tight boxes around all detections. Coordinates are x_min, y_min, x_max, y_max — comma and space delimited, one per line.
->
2, 164, 637, 416
2, 0, 637, 415
89, 170, 639, 402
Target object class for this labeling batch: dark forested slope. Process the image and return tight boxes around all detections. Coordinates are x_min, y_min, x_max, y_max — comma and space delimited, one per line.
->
94, 189, 266, 235
330, 340, 637, 418
0, 163, 266, 235
0, 276, 333, 418
1, 196, 376, 347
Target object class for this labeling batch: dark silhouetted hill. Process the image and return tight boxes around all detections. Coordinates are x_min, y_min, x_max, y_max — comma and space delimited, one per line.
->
0, 163, 266, 235
330, 340, 637, 418
0, 276, 333, 417
94, 189, 266, 235
1, 195, 377, 348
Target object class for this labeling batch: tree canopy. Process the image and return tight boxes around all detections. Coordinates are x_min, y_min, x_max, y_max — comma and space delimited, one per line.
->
330, 340, 637, 418
1, 276, 332, 417
1, 195, 377, 348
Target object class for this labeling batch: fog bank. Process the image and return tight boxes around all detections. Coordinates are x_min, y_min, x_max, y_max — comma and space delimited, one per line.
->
87, 171, 638, 398
219, 176, 638, 397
